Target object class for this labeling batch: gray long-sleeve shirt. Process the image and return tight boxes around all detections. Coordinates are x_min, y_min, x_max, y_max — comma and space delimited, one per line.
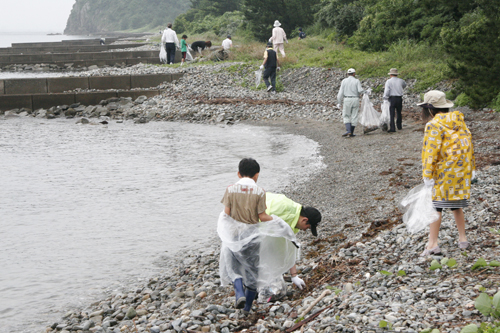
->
337, 76, 365, 104
383, 77, 406, 99
337, 76, 364, 105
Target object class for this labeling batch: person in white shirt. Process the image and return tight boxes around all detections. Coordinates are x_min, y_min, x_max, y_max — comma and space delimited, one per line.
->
222, 35, 233, 51
269, 20, 288, 57
161, 23, 180, 64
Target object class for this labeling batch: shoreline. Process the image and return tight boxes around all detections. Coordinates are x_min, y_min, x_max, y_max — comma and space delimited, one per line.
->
2, 63, 499, 333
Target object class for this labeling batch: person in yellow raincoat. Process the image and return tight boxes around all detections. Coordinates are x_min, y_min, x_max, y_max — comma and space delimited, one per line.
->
418, 90, 476, 256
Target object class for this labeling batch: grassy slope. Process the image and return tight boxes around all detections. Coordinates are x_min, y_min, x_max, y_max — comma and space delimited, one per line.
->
152, 32, 450, 92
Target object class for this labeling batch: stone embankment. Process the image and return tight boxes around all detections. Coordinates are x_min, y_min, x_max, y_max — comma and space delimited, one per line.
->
2, 63, 499, 333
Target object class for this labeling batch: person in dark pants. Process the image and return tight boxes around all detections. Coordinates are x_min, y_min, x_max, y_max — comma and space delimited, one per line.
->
383, 68, 407, 132
161, 23, 179, 64
190, 41, 212, 54
260, 42, 280, 93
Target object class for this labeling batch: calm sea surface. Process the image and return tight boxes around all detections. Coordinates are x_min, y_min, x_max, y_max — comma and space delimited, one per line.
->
0, 32, 92, 48
0, 117, 324, 333
0, 32, 94, 79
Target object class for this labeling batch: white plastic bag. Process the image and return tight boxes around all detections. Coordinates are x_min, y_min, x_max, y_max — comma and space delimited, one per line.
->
400, 184, 440, 233
380, 100, 391, 127
159, 45, 167, 63
217, 212, 299, 290
186, 49, 193, 61
255, 69, 262, 88
359, 94, 381, 127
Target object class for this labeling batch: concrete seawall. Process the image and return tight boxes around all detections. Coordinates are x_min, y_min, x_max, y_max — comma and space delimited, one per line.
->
0, 73, 184, 111
0, 43, 147, 55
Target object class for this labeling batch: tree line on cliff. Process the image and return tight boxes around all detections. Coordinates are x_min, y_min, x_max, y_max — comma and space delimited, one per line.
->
64, 0, 189, 35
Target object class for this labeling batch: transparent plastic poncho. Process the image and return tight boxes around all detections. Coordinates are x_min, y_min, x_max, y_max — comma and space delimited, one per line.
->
380, 100, 391, 127
159, 45, 167, 63
217, 212, 300, 292
359, 94, 381, 128
400, 184, 440, 233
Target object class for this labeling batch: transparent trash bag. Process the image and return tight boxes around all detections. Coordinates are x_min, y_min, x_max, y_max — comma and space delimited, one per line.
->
257, 276, 287, 303
217, 212, 299, 291
400, 184, 440, 233
186, 50, 193, 61
255, 69, 262, 88
380, 100, 391, 127
159, 45, 167, 63
359, 94, 381, 128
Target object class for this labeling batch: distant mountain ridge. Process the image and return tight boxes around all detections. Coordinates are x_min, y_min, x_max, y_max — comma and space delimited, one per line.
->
64, 0, 190, 35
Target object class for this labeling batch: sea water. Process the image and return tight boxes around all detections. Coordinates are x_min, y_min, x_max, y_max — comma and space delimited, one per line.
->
0, 117, 324, 333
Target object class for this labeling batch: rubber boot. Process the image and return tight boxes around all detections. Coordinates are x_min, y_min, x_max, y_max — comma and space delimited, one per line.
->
342, 123, 351, 137
243, 288, 257, 313
350, 125, 356, 137
234, 278, 246, 309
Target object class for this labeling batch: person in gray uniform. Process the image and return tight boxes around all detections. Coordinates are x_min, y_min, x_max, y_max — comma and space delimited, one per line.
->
383, 68, 407, 132
337, 68, 365, 137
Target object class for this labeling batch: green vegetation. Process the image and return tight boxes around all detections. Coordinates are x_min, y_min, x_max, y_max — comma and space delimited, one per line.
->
475, 291, 500, 318
65, 0, 190, 34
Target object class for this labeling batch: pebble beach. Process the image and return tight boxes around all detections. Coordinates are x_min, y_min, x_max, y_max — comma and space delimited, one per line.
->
2, 59, 500, 333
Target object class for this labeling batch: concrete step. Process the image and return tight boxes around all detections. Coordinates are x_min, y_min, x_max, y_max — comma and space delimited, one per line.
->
0, 73, 184, 111
0, 43, 147, 55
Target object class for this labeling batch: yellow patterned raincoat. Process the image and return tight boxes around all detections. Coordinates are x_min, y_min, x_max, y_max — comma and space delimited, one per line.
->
422, 111, 475, 201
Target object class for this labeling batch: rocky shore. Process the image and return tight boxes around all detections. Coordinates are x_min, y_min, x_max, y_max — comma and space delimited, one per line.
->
3, 62, 499, 333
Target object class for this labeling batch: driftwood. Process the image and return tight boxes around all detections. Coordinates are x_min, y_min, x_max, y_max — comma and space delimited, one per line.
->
285, 304, 333, 333
299, 289, 332, 318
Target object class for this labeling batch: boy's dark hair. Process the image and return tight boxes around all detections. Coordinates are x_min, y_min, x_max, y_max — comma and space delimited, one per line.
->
167, 23, 172, 28
300, 206, 322, 236
239, 158, 260, 178
182, 35, 187, 39
267, 41, 273, 48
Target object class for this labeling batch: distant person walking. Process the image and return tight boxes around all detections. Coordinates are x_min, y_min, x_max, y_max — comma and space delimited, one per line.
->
337, 68, 365, 137
161, 23, 179, 65
269, 20, 288, 57
383, 68, 407, 132
260, 42, 280, 93
180, 35, 188, 66
222, 35, 233, 50
298, 28, 306, 40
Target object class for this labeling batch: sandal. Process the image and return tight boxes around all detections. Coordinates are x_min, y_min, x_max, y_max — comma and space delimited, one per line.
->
420, 246, 442, 257
458, 241, 470, 249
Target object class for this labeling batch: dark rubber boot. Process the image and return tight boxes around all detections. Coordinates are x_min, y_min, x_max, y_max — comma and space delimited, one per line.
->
342, 123, 351, 137
350, 126, 356, 137
234, 278, 246, 309
243, 288, 257, 312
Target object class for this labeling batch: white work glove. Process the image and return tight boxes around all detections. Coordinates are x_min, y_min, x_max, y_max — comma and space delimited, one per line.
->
472, 170, 477, 180
259, 65, 264, 70
268, 37, 272, 42
286, 40, 289, 44
277, 67, 281, 71
336, 104, 341, 109
291, 276, 306, 290
366, 88, 372, 95
423, 178, 435, 187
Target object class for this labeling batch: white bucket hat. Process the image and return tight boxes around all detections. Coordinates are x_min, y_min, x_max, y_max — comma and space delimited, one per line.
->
347, 68, 355, 74
388, 68, 399, 75
417, 90, 454, 108
274, 20, 281, 27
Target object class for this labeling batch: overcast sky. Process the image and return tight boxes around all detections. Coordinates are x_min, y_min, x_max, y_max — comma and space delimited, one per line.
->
0, 0, 76, 33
